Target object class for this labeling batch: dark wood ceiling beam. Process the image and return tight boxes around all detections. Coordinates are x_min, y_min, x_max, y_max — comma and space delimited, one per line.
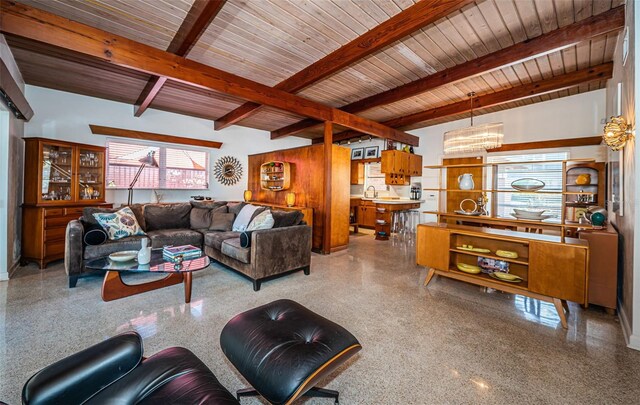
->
90, 124, 223, 148
213, 0, 475, 130
326, 63, 613, 144
134, 0, 226, 117
0, 1, 418, 145
0, 58, 33, 120
273, 6, 624, 139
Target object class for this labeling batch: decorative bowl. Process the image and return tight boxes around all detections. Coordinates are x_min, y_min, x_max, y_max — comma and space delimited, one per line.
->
109, 251, 138, 262
511, 178, 545, 192
490, 272, 523, 283
456, 263, 481, 274
454, 210, 482, 216
496, 250, 519, 259
512, 212, 553, 221
513, 208, 546, 217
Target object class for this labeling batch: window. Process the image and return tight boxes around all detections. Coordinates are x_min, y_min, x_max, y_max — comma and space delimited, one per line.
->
106, 141, 208, 189
364, 162, 386, 191
487, 152, 568, 219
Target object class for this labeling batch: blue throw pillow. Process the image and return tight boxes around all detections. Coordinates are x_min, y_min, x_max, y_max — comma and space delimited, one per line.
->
93, 207, 146, 240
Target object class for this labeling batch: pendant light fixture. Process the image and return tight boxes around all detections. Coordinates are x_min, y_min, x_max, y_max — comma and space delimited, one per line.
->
443, 92, 504, 155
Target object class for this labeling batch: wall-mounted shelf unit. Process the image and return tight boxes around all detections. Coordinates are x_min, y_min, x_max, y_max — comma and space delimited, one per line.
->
423, 158, 599, 238
260, 161, 291, 191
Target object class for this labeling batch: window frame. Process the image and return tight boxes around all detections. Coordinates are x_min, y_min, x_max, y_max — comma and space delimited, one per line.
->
105, 138, 210, 190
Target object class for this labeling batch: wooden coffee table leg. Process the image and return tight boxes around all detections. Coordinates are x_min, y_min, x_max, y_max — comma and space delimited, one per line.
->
184, 272, 192, 304
102, 271, 184, 302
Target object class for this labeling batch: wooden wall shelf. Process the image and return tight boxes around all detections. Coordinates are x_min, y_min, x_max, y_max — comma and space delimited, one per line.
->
260, 161, 291, 191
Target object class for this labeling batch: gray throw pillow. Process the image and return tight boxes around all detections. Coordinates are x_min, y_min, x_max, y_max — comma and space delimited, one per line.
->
209, 212, 236, 231
272, 210, 304, 228
190, 200, 227, 209
144, 203, 191, 231
190, 208, 212, 229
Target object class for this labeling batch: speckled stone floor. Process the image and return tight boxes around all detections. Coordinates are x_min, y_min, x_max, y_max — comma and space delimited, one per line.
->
1, 233, 640, 404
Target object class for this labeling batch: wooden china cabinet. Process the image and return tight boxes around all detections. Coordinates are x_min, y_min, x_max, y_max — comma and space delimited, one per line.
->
22, 138, 112, 269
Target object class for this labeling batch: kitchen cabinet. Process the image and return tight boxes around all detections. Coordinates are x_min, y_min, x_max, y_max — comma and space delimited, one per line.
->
385, 173, 409, 185
350, 161, 364, 185
358, 200, 377, 228
409, 154, 422, 177
381, 150, 409, 175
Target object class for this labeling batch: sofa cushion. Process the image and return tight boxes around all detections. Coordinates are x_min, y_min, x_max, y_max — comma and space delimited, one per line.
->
221, 238, 251, 264
190, 200, 227, 209
210, 212, 235, 231
81, 221, 108, 246
144, 203, 191, 231
146, 229, 203, 249
84, 236, 148, 260
83, 207, 118, 225
227, 202, 246, 216
128, 204, 147, 231
204, 231, 241, 250
272, 210, 304, 228
246, 210, 274, 231
93, 207, 146, 240
232, 204, 263, 232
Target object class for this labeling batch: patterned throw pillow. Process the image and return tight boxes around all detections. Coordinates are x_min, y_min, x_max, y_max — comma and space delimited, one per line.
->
93, 207, 146, 240
246, 210, 275, 231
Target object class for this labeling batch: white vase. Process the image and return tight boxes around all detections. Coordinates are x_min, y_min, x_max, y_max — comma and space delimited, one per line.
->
458, 173, 475, 190
137, 238, 151, 265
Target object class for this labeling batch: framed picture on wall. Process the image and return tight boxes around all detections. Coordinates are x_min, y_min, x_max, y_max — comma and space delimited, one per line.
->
351, 148, 364, 160
364, 146, 379, 158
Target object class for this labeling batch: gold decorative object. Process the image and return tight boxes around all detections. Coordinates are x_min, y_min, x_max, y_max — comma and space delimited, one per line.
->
496, 250, 518, 259
575, 173, 591, 185
243, 190, 252, 202
603, 116, 633, 151
456, 263, 481, 274
285, 191, 296, 207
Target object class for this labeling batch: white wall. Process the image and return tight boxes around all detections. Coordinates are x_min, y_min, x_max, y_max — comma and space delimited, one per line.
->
24, 86, 311, 205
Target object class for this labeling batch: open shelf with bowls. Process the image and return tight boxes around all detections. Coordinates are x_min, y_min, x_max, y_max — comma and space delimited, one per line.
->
260, 161, 291, 191
422, 158, 599, 238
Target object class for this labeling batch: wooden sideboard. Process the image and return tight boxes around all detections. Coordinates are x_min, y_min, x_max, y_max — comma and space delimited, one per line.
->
417, 223, 589, 328
22, 138, 112, 268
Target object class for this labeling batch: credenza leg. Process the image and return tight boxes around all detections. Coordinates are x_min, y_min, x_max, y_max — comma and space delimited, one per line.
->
424, 268, 436, 286
553, 298, 568, 329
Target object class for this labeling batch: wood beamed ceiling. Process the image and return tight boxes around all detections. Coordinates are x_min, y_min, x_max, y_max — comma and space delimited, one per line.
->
3, 0, 625, 144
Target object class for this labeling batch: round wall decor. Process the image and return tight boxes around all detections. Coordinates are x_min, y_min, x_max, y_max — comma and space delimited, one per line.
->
213, 156, 242, 186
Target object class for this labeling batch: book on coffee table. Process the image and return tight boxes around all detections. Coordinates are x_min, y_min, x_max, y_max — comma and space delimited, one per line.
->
162, 245, 202, 260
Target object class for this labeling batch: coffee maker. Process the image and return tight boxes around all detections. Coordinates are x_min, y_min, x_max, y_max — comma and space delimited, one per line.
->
410, 183, 422, 200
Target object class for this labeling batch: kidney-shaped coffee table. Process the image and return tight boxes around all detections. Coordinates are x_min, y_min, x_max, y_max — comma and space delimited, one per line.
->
85, 249, 210, 303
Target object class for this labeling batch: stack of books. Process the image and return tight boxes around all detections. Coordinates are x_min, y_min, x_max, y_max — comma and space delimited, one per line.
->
162, 245, 202, 262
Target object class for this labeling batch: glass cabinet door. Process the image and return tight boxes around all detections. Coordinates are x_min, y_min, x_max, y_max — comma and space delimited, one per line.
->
41, 143, 74, 202
77, 148, 105, 201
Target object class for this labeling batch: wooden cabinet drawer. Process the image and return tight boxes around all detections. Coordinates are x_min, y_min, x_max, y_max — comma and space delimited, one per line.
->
361, 200, 376, 206
64, 207, 85, 217
45, 208, 64, 217
45, 216, 77, 228
45, 240, 65, 257
45, 227, 66, 242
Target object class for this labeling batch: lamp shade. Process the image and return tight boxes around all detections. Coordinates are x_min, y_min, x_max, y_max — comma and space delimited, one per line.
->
285, 192, 296, 207
139, 151, 159, 167
443, 123, 503, 155
243, 190, 252, 202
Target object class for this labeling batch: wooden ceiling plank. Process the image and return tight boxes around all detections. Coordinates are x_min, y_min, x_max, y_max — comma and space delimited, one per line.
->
271, 6, 623, 139
213, 0, 475, 130
134, 0, 227, 117
326, 62, 612, 143
0, 1, 417, 145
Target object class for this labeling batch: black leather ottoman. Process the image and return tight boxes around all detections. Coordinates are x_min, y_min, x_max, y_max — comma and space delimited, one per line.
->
220, 299, 362, 404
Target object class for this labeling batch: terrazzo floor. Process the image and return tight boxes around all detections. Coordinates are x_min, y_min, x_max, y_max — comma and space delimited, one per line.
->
2, 233, 640, 404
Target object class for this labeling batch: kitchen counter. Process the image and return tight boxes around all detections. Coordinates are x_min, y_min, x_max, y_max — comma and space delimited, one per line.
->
373, 199, 424, 204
